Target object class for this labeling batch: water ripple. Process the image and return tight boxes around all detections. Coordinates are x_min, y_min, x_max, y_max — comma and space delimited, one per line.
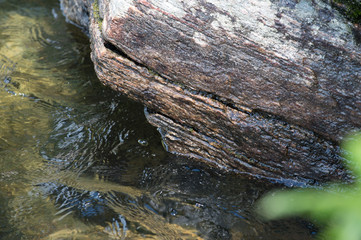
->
29, 24, 56, 47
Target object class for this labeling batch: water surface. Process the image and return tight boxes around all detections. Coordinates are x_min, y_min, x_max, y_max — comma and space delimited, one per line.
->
0, 0, 316, 239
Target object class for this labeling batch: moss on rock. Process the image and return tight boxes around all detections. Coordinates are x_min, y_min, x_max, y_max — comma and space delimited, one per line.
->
92, 0, 103, 30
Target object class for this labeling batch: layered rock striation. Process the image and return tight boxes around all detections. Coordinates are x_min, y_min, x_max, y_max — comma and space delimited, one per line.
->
61, 0, 361, 184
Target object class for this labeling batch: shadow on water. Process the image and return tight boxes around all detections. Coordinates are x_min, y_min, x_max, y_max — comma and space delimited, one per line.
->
0, 0, 317, 239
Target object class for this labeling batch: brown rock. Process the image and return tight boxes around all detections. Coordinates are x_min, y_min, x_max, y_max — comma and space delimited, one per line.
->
61, 0, 361, 184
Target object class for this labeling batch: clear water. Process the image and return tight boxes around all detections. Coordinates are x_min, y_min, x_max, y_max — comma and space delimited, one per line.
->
0, 0, 316, 239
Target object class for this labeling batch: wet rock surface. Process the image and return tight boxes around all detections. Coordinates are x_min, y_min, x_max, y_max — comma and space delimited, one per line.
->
60, 0, 90, 30
60, 0, 360, 184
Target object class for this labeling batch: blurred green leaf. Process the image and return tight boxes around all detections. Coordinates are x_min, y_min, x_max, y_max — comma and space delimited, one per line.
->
257, 133, 361, 240
343, 132, 361, 180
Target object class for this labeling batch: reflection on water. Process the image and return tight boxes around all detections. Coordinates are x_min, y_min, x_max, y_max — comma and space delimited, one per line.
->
0, 0, 315, 239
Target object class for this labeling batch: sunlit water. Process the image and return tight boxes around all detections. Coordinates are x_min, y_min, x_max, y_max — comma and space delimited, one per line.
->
0, 1, 317, 239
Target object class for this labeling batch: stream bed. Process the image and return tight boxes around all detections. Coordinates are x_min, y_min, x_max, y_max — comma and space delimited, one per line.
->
0, 0, 316, 239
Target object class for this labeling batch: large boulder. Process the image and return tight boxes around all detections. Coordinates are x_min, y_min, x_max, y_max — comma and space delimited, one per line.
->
61, 0, 361, 184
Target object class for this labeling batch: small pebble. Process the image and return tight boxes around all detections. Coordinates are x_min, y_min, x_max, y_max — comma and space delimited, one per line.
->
138, 139, 148, 146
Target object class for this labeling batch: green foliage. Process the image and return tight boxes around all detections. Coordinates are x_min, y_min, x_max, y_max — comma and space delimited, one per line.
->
332, 0, 361, 23
257, 132, 361, 240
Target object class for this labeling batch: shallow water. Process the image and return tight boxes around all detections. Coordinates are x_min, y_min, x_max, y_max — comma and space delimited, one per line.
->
0, 0, 316, 239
